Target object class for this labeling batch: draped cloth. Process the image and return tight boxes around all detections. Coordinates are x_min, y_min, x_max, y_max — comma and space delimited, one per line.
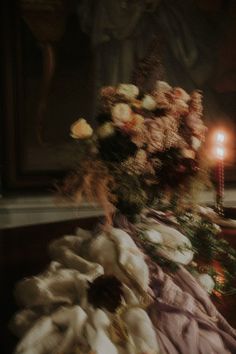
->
11, 216, 236, 354
115, 214, 236, 354
78, 0, 160, 90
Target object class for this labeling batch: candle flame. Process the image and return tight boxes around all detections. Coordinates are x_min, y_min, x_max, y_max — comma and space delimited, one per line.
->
216, 132, 225, 144
216, 146, 224, 159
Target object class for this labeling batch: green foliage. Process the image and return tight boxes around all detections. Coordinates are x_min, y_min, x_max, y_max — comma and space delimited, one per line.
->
98, 130, 137, 163
111, 168, 147, 221
178, 213, 236, 294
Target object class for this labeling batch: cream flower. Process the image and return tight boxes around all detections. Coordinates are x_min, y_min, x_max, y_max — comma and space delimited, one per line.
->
172, 98, 189, 115
191, 136, 202, 150
70, 118, 93, 139
173, 87, 190, 102
196, 273, 215, 294
155, 80, 172, 94
131, 114, 144, 130
112, 103, 132, 127
186, 114, 207, 139
181, 148, 195, 159
117, 84, 139, 100
97, 122, 115, 139
142, 95, 157, 111
186, 113, 199, 129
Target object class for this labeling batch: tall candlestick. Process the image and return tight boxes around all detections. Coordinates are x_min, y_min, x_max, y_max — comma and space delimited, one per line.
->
215, 133, 225, 216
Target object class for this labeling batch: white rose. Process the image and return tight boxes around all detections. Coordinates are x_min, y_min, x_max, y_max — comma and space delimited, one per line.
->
142, 95, 157, 111
173, 98, 189, 114
185, 113, 200, 129
97, 122, 115, 139
196, 273, 215, 294
112, 103, 132, 127
117, 84, 139, 100
155, 80, 172, 93
173, 87, 190, 102
191, 136, 202, 150
70, 118, 93, 139
181, 148, 195, 159
132, 114, 144, 129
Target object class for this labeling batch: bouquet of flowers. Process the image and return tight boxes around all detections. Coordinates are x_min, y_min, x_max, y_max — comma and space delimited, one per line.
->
62, 80, 236, 295
63, 81, 207, 222
12, 81, 236, 354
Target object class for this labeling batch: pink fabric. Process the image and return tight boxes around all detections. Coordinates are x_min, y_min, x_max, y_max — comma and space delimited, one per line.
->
114, 214, 236, 354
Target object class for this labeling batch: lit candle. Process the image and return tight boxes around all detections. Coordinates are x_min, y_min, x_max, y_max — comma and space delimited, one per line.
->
215, 132, 225, 216
216, 132, 225, 144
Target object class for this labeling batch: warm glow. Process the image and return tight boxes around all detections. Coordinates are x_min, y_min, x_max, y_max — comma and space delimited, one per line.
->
216, 146, 224, 159
216, 132, 225, 144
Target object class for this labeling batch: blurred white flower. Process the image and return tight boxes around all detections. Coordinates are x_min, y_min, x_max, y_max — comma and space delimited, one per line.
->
70, 118, 93, 139
173, 87, 190, 102
181, 148, 195, 159
186, 113, 207, 139
173, 98, 189, 115
97, 122, 115, 139
156, 80, 172, 94
186, 113, 200, 129
191, 136, 202, 150
142, 95, 157, 111
112, 103, 132, 127
196, 273, 215, 294
117, 84, 139, 100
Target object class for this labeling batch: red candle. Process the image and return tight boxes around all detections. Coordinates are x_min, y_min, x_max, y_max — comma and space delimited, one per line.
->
215, 133, 225, 216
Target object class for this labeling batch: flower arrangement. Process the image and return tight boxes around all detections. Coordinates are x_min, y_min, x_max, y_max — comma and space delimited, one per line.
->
12, 82, 236, 354
62, 81, 208, 221
59, 80, 236, 295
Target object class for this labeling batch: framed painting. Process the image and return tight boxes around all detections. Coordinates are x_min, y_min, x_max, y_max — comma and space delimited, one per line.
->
1, 0, 94, 189
1, 0, 236, 190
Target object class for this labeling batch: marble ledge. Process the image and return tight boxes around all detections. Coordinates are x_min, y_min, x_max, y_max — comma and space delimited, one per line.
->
0, 189, 236, 229
0, 195, 103, 229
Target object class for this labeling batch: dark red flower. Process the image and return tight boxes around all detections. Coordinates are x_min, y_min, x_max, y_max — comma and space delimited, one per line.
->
87, 275, 124, 313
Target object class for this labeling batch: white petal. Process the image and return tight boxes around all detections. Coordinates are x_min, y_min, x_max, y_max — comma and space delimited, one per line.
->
142, 95, 157, 110
156, 80, 172, 93
196, 273, 215, 294
191, 136, 202, 150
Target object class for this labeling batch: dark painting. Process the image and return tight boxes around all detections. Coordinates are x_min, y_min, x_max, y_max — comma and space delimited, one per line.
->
1, 0, 94, 188
1, 0, 236, 189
